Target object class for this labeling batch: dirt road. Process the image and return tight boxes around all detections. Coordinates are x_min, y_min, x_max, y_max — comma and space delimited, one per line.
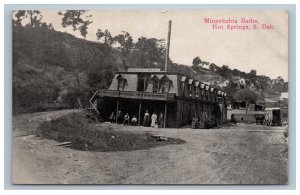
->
12, 110, 288, 184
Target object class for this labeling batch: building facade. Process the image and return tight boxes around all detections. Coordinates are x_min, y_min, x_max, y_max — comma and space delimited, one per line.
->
97, 68, 227, 128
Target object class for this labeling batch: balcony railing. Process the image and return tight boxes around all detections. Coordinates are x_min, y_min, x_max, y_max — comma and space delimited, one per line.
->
98, 90, 175, 101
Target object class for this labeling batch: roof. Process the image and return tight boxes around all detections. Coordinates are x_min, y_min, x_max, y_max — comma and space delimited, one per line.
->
265, 107, 281, 111
264, 98, 278, 103
114, 69, 227, 95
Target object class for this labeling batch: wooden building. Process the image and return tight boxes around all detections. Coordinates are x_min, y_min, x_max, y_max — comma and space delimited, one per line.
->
97, 68, 227, 128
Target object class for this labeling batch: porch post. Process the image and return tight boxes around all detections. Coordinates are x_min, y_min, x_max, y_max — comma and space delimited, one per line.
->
164, 102, 168, 128
138, 101, 142, 126
116, 100, 119, 123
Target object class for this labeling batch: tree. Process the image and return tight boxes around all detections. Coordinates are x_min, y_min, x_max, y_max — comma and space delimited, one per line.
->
13, 10, 43, 27
220, 65, 231, 78
276, 76, 284, 83
59, 10, 92, 38
250, 69, 257, 76
96, 29, 115, 45
192, 56, 201, 66
209, 63, 217, 71
114, 31, 133, 55
234, 88, 258, 102
248, 69, 257, 82
129, 37, 165, 68
13, 10, 26, 26
27, 10, 43, 27
201, 61, 210, 66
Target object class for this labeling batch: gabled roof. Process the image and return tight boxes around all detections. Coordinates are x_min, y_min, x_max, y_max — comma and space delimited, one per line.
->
150, 74, 160, 80
116, 74, 126, 80
160, 74, 171, 81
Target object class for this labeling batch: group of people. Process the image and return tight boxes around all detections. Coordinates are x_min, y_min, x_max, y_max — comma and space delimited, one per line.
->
108, 110, 164, 128
142, 110, 164, 128
109, 110, 137, 126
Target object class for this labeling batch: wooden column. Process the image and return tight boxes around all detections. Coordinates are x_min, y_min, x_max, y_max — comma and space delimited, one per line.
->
138, 101, 142, 126
164, 102, 168, 128
116, 100, 119, 123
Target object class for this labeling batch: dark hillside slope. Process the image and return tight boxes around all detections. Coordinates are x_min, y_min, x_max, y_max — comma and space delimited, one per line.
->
13, 25, 117, 114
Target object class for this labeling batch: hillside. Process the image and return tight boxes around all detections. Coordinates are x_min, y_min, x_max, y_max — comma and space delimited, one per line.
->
13, 24, 288, 114
13, 25, 117, 113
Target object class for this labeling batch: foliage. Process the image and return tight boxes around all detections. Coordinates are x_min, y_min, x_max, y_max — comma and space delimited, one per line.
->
13, 23, 116, 114
126, 37, 166, 69
234, 88, 259, 102
192, 56, 201, 66
96, 29, 115, 45
114, 31, 133, 56
59, 10, 93, 38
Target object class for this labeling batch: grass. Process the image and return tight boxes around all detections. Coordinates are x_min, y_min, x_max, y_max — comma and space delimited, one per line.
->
37, 112, 185, 152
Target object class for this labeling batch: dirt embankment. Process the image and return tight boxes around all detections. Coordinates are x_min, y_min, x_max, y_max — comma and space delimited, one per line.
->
37, 112, 185, 152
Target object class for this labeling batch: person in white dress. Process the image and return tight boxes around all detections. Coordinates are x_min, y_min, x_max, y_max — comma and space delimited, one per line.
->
151, 112, 158, 128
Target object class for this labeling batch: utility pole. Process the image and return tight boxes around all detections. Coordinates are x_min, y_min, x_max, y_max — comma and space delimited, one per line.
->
164, 20, 172, 71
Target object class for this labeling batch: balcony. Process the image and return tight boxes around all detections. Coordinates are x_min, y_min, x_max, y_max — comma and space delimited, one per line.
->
98, 90, 176, 101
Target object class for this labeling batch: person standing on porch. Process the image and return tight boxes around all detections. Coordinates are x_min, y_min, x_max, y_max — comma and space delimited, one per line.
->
131, 115, 138, 126
109, 112, 116, 123
143, 110, 150, 126
151, 112, 158, 128
158, 112, 164, 128
117, 110, 122, 124
123, 113, 130, 126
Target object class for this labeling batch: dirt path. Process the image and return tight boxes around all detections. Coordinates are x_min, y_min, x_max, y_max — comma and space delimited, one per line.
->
12, 110, 288, 184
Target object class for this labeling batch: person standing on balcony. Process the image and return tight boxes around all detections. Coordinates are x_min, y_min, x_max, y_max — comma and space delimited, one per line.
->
151, 112, 158, 128
143, 110, 150, 126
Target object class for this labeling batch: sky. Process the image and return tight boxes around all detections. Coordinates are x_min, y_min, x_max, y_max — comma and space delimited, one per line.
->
39, 10, 288, 81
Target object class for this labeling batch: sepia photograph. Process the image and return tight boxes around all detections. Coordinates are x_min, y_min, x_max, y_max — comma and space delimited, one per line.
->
12, 9, 288, 184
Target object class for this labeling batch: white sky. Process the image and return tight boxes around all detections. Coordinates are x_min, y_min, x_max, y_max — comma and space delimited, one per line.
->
39, 10, 288, 81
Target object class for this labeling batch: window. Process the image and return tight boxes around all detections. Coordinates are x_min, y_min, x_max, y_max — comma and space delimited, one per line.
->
188, 85, 192, 97
161, 81, 169, 93
117, 79, 125, 91
116, 74, 126, 91
153, 79, 159, 93
160, 76, 171, 93
181, 82, 185, 95
196, 88, 199, 98
137, 74, 145, 91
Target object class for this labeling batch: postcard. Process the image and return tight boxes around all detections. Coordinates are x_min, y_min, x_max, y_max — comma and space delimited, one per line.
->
12, 9, 288, 184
